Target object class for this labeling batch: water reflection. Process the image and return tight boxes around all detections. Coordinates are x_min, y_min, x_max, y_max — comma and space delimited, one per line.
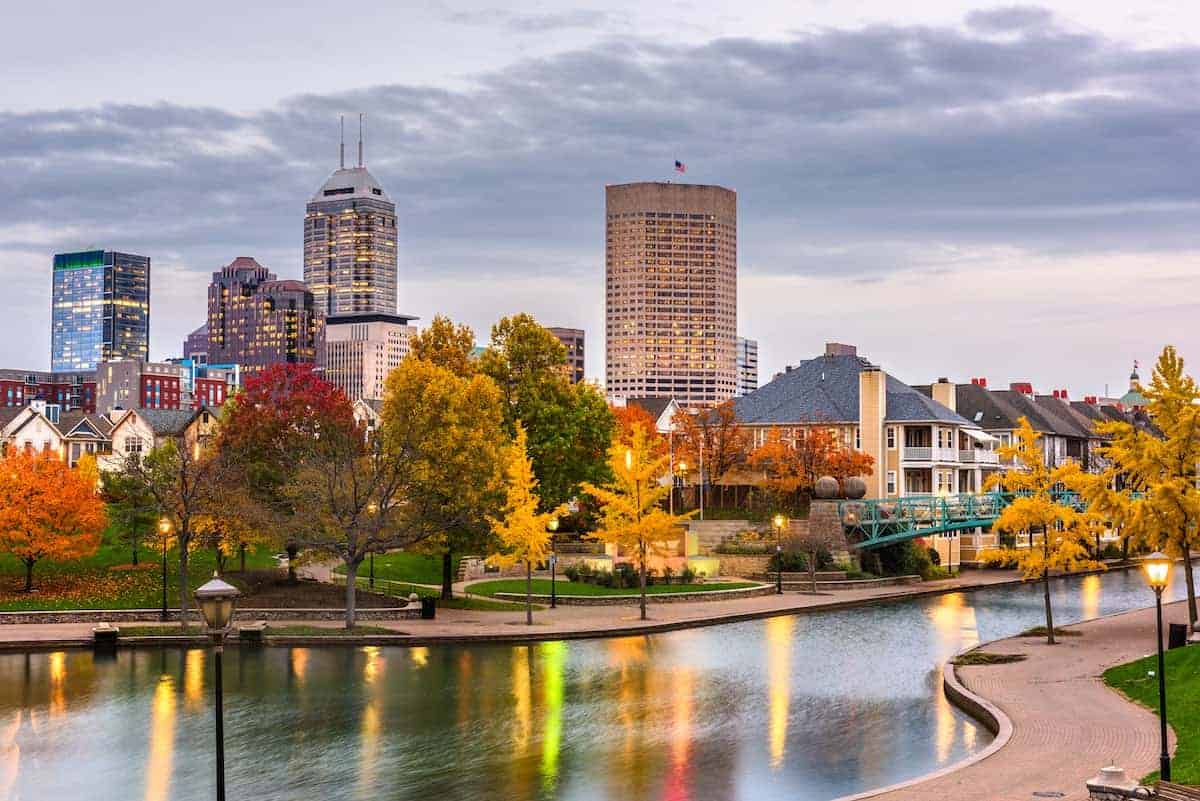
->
0, 566, 1194, 801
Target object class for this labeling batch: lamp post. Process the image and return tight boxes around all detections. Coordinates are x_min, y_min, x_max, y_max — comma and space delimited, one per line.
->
195, 573, 240, 801
1143, 551, 1172, 782
547, 517, 560, 609
772, 514, 786, 595
158, 517, 171, 621
677, 459, 689, 513
367, 502, 378, 589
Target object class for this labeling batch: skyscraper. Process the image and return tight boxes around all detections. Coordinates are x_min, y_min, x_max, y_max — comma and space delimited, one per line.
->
605, 182, 737, 406
736, 336, 758, 397
51, 250, 150, 371
548, 327, 585, 384
206, 257, 321, 372
304, 116, 398, 317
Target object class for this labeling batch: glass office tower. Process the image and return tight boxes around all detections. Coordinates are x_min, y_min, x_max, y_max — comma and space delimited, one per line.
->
51, 250, 150, 371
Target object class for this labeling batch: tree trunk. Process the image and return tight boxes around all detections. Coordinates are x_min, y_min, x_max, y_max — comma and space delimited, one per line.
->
286, 543, 299, 583
239, 543, 246, 573
809, 554, 817, 593
525, 561, 533, 625
344, 559, 359, 630
178, 545, 190, 628
639, 545, 648, 621
1043, 567, 1055, 645
1181, 541, 1197, 630
22, 558, 33, 593
442, 549, 454, 601
132, 535, 139, 567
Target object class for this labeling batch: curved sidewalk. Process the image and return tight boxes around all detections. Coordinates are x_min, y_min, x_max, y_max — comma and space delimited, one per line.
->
866, 601, 1186, 801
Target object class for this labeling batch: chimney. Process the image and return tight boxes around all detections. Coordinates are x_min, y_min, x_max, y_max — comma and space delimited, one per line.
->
858, 365, 885, 499
1084, 395, 1098, 405
1010, 382, 1034, 395
825, 342, 857, 357
931, 377, 956, 413
1058, 389, 1069, 400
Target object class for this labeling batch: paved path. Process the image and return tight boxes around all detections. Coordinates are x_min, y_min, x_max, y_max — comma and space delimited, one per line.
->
865, 601, 1187, 801
0, 570, 1028, 645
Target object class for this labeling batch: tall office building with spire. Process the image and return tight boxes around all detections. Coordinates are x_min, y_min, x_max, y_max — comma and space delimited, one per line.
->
304, 116, 398, 317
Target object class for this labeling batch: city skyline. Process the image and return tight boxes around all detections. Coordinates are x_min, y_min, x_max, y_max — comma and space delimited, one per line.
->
5, 3, 1200, 395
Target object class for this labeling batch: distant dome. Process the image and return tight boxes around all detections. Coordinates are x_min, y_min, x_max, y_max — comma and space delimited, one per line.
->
814, 476, 840, 499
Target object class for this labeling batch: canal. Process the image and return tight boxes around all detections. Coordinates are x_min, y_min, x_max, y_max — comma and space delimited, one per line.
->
0, 566, 1191, 801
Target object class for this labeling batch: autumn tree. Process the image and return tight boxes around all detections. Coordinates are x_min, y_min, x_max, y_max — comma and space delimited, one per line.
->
488, 424, 569, 624
0, 451, 106, 592
408, 314, 477, 377
1084, 346, 1200, 629
379, 358, 507, 601
219, 364, 358, 581
100, 467, 157, 565
117, 432, 226, 624
987, 417, 1103, 643
613, 403, 666, 454
480, 313, 614, 508
581, 424, 694, 620
671, 401, 749, 508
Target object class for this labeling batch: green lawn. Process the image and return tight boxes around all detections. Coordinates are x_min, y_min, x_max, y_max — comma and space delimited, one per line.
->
333, 551, 458, 586
1104, 644, 1200, 785
0, 524, 277, 612
467, 579, 759, 597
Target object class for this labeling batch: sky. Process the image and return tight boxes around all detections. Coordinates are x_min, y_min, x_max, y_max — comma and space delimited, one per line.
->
3, 1, 1200, 397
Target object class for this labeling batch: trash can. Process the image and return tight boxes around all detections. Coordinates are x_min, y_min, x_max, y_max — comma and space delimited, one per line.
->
420, 597, 436, 620
1168, 622, 1189, 650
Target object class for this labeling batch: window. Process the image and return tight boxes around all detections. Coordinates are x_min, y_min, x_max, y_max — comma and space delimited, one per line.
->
124, 436, 143, 455
887, 470, 897, 495
854, 427, 861, 450
886, 427, 896, 449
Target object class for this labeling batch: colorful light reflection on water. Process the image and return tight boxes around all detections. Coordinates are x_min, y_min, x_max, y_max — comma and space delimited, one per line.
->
0, 566, 1192, 801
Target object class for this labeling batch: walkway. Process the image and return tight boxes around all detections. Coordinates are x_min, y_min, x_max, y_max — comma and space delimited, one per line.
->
0, 570, 1026, 646
862, 601, 1187, 801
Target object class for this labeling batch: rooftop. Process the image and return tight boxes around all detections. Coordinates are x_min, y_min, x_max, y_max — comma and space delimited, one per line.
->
309, 166, 392, 204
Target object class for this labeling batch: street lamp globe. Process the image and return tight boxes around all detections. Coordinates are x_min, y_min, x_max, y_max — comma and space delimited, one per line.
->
773, 514, 786, 531
195, 573, 240, 634
1143, 552, 1171, 591
547, 518, 559, 532
677, 460, 687, 475
158, 517, 171, 536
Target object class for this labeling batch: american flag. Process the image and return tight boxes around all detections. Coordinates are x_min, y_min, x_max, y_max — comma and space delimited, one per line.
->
674, 160, 686, 173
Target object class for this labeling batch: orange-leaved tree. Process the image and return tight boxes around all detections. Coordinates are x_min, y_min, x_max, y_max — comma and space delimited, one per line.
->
671, 400, 748, 508
0, 451, 107, 592
488, 423, 568, 624
747, 427, 874, 509
986, 417, 1102, 644
581, 423, 694, 621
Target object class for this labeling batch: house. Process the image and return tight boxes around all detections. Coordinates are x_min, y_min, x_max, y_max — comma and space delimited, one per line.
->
99, 407, 218, 471
352, 398, 383, 437
0, 401, 114, 467
624, 396, 684, 435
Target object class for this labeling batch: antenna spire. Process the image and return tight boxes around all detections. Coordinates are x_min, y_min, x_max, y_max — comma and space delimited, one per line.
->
358, 113, 364, 167
339, 115, 345, 169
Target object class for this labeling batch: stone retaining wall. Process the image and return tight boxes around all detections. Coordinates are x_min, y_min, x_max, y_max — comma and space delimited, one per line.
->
713, 553, 771, 578
0, 607, 419, 625
493, 583, 775, 606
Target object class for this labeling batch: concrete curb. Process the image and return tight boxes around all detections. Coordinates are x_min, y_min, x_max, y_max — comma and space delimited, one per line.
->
490, 583, 774, 605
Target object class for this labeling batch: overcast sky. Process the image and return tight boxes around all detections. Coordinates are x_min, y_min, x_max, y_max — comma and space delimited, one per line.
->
4, 1, 1200, 396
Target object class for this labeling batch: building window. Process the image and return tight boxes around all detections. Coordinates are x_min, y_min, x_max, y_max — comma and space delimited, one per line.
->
854, 427, 861, 450
886, 427, 896, 449
887, 470, 897, 495
124, 436, 143, 455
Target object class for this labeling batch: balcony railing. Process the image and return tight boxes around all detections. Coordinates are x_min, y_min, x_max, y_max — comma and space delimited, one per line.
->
902, 446, 959, 462
959, 449, 1000, 465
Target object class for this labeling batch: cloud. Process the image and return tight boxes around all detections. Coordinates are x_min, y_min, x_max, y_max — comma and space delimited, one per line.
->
1, 7, 1199, 386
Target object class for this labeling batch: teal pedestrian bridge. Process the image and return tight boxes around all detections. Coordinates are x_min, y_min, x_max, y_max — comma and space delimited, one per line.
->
837, 491, 1087, 549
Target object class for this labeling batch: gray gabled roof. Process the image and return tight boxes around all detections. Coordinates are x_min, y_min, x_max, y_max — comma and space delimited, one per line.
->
627, 397, 674, 420
1032, 395, 1097, 440
734, 354, 971, 426
943, 383, 1032, 432
137, 408, 201, 436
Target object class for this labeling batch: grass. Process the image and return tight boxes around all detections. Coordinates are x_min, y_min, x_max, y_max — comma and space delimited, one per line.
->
1019, 625, 1084, 638
467, 579, 759, 598
0, 523, 277, 612
1104, 644, 1200, 785
110, 625, 203, 637
333, 551, 458, 586
952, 651, 1028, 666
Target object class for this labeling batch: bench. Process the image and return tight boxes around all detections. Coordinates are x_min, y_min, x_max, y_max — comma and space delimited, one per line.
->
237, 621, 267, 644
92, 623, 119, 646
1158, 781, 1200, 800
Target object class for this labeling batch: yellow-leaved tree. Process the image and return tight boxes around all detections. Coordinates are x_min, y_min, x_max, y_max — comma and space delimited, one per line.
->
987, 417, 1102, 643
489, 423, 568, 625
1083, 346, 1200, 629
581, 423, 694, 621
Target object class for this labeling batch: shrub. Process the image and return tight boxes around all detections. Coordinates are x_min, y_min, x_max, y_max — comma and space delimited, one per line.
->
978, 548, 1021, 569
661, 565, 674, 585
1101, 543, 1123, 560
927, 547, 941, 566
615, 562, 637, 589
563, 565, 580, 583
680, 566, 696, 584
875, 540, 932, 578
768, 551, 809, 572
